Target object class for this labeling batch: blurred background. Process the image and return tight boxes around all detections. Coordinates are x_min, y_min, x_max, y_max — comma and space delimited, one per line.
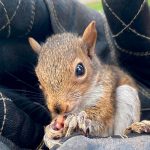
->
79, 0, 150, 12
79, 0, 102, 11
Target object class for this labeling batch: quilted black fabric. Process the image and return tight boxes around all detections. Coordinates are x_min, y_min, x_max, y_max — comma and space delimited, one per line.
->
102, 0, 150, 119
0, 1, 52, 148
0, 90, 49, 149
0, 0, 53, 40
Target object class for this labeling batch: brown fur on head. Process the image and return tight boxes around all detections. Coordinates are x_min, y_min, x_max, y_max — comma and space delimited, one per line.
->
29, 21, 102, 118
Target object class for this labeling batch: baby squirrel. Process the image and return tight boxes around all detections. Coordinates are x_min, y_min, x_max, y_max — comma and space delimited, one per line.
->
29, 21, 143, 145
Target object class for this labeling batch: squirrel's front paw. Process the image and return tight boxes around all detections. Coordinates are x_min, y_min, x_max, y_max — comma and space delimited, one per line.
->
64, 114, 78, 137
44, 119, 64, 149
44, 127, 62, 149
64, 111, 92, 137
124, 120, 150, 135
77, 111, 92, 135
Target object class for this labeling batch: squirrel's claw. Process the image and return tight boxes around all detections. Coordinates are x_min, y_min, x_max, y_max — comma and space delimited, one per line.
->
64, 114, 78, 137
77, 111, 92, 135
124, 120, 150, 135
64, 111, 92, 137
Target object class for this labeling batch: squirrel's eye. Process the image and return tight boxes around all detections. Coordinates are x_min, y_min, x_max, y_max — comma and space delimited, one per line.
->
75, 63, 85, 77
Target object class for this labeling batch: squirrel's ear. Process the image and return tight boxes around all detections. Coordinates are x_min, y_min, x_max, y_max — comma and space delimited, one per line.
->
28, 37, 41, 54
82, 21, 97, 57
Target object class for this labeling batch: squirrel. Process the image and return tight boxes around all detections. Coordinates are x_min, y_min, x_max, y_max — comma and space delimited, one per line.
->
28, 21, 150, 148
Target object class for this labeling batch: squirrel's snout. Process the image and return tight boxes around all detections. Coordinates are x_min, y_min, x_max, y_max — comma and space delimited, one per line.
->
53, 101, 76, 115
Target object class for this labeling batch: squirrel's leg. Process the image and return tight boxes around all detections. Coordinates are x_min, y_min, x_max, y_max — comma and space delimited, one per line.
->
64, 98, 115, 137
64, 111, 92, 137
124, 120, 150, 135
64, 114, 78, 137
64, 112, 92, 137
83, 108, 114, 137
114, 85, 140, 135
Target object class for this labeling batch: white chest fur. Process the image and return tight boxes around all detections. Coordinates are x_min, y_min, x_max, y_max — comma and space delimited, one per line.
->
114, 85, 140, 135
73, 81, 104, 113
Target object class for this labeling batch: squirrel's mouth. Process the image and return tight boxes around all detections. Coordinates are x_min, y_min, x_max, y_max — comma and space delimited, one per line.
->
51, 115, 67, 132
52, 119, 64, 131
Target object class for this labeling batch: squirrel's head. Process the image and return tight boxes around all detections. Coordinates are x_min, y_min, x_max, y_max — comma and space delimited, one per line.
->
29, 21, 103, 118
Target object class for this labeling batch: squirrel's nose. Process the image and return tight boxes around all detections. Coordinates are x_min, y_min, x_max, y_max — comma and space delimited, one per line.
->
54, 103, 69, 115
54, 104, 62, 114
